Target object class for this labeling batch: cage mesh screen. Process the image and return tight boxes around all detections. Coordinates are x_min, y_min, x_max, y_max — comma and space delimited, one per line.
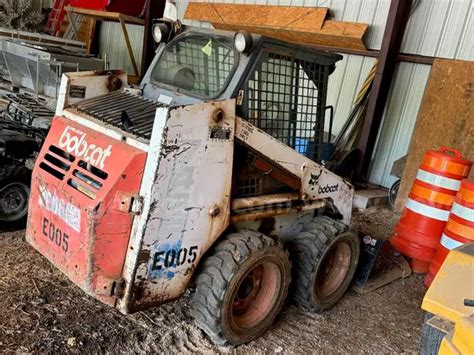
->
246, 52, 327, 161
152, 36, 236, 97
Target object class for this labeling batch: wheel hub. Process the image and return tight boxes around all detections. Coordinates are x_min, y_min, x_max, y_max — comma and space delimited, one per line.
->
233, 265, 263, 314
231, 261, 280, 330
0, 183, 29, 222
315, 241, 352, 299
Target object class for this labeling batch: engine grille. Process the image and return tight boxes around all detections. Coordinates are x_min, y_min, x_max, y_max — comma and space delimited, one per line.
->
72, 91, 161, 140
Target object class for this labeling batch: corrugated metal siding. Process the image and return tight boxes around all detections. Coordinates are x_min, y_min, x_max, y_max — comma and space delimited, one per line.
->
369, 63, 431, 187
370, 0, 474, 187
98, 22, 144, 75
178, 0, 473, 187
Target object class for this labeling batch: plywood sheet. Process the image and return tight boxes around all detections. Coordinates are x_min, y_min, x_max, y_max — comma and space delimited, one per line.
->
185, 3, 328, 31
395, 59, 474, 211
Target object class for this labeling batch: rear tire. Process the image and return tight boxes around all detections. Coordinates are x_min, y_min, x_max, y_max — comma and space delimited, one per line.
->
0, 161, 31, 229
191, 230, 291, 346
420, 312, 445, 355
389, 179, 401, 210
287, 216, 360, 312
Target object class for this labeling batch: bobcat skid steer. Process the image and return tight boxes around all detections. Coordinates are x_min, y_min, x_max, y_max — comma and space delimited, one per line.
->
26, 23, 359, 345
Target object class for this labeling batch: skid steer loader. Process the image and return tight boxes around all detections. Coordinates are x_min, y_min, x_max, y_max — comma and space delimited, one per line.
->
25, 22, 359, 345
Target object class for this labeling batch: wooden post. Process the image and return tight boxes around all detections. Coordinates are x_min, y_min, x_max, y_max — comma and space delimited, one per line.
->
119, 17, 140, 78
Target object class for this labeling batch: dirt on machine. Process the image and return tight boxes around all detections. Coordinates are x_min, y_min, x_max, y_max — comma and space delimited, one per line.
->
25, 21, 360, 345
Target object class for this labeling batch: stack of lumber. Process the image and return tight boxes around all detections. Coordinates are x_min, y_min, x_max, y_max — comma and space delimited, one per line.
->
184, 3, 368, 49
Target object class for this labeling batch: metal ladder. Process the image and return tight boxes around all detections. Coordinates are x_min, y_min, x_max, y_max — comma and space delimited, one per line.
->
44, 0, 71, 36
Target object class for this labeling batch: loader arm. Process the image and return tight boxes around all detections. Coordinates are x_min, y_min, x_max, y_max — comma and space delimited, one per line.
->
235, 117, 354, 224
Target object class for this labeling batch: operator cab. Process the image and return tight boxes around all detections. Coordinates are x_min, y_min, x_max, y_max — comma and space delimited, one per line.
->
141, 23, 341, 163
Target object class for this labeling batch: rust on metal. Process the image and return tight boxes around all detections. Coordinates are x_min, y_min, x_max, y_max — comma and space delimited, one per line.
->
231, 200, 326, 223
232, 192, 300, 210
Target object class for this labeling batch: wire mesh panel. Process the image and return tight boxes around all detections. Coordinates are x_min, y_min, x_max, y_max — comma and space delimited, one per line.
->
243, 49, 330, 161
152, 34, 237, 98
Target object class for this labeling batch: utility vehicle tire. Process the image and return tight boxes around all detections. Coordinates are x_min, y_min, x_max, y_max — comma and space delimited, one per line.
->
420, 312, 445, 355
191, 230, 291, 346
0, 162, 31, 227
287, 216, 360, 312
389, 178, 401, 210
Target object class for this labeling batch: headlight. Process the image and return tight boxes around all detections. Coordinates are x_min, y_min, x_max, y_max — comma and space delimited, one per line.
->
152, 23, 170, 43
234, 32, 253, 53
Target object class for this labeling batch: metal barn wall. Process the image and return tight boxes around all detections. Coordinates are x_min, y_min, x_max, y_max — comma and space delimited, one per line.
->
370, 0, 473, 187
98, 22, 144, 76
177, 0, 473, 187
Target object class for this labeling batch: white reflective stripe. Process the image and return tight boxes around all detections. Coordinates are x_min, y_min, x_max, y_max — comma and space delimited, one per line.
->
416, 169, 461, 191
406, 198, 450, 221
440, 233, 464, 250
451, 202, 474, 222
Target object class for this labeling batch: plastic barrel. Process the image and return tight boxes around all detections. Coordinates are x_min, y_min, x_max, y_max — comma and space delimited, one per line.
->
391, 147, 472, 273
424, 180, 474, 287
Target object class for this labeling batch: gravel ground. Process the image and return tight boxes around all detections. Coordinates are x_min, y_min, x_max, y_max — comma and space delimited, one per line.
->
0, 208, 426, 353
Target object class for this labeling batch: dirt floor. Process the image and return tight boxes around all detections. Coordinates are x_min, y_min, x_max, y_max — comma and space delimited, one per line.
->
0, 207, 426, 353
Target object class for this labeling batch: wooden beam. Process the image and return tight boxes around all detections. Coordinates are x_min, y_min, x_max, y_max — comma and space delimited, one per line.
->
119, 18, 140, 77
185, 3, 368, 49
65, 6, 145, 25
212, 21, 368, 50
305, 44, 435, 65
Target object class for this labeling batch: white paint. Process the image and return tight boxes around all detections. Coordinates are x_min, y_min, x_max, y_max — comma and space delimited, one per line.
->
128, 101, 236, 309
451, 202, 474, 222
406, 198, 450, 221
235, 117, 354, 224
38, 185, 81, 232
118, 107, 169, 314
416, 169, 462, 191
58, 126, 112, 169
158, 94, 173, 105
440, 233, 463, 250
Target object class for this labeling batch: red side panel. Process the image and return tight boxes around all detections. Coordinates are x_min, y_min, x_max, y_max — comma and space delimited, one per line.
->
26, 117, 146, 306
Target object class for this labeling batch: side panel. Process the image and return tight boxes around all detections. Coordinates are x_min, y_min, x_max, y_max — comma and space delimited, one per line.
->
26, 117, 147, 306
235, 117, 354, 224
120, 100, 235, 312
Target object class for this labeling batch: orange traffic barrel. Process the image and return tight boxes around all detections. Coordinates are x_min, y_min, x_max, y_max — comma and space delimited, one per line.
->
425, 179, 474, 287
391, 147, 472, 273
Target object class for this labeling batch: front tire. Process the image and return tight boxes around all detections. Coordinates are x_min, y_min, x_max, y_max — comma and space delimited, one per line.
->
420, 312, 445, 355
191, 230, 291, 346
288, 216, 360, 312
0, 162, 31, 228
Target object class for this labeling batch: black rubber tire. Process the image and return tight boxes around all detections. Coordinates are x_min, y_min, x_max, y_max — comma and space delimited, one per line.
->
420, 312, 445, 355
287, 216, 360, 312
0, 161, 31, 228
389, 179, 401, 210
191, 230, 291, 346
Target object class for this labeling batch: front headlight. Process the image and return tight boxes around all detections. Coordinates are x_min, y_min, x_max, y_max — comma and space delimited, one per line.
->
234, 32, 253, 53
152, 23, 170, 43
